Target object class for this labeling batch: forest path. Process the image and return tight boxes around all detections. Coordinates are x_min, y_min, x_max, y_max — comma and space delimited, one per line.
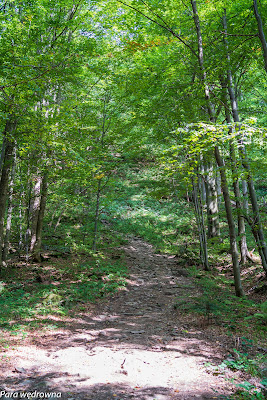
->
1, 238, 236, 399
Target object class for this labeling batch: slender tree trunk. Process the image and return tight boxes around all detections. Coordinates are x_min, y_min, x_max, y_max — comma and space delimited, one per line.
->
31, 172, 48, 262
25, 169, 32, 261
191, 0, 215, 120
29, 175, 42, 254
253, 0, 267, 74
192, 175, 210, 271
93, 179, 101, 253
2, 147, 16, 263
0, 137, 6, 174
54, 209, 65, 232
220, 79, 249, 264
92, 92, 112, 253
17, 162, 25, 252
200, 157, 206, 203
191, 0, 244, 296
223, 10, 267, 273
229, 143, 249, 264
241, 155, 267, 273
0, 120, 16, 268
216, 170, 222, 205
204, 162, 220, 238
242, 180, 249, 216
214, 146, 244, 296
19, 194, 23, 251
191, 1, 220, 238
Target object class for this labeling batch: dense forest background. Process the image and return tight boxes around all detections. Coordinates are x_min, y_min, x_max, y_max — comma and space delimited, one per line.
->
0, 1, 267, 398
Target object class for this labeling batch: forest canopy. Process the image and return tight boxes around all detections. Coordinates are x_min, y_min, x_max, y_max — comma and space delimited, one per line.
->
0, 1, 266, 299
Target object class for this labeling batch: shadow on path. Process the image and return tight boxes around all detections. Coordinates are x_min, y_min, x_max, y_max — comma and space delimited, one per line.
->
0, 239, 234, 399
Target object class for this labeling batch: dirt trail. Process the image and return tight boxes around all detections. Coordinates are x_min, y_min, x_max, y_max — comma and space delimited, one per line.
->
0, 239, 236, 399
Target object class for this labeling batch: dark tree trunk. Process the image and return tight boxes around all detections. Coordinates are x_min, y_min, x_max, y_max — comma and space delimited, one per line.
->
0, 120, 16, 268
2, 147, 16, 263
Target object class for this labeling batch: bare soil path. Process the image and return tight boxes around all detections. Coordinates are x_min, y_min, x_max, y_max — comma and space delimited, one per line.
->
0, 239, 239, 399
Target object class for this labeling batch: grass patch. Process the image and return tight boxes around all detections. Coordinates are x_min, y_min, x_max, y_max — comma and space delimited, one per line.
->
0, 255, 128, 333
173, 267, 267, 340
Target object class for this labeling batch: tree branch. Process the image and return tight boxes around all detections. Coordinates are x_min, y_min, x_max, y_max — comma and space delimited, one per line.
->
220, 31, 258, 37
253, 0, 267, 73
117, 0, 198, 58
51, 0, 83, 48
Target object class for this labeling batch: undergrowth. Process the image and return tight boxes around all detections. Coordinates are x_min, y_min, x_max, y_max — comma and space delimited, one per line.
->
0, 256, 128, 333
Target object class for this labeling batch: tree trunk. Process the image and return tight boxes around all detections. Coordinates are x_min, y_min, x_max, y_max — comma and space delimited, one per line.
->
93, 178, 101, 253
204, 162, 220, 238
0, 137, 6, 174
216, 171, 222, 205
2, 146, 16, 263
19, 194, 24, 252
25, 176, 32, 261
29, 175, 42, 255
200, 157, 206, 203
253, 0, 267, 74
191, 1, 220, 238
191, 0, 215, 121
220, 83, 250, 264
241, 155, 267, 273
31, 172, 48, 262
223, 10, 267, 273
191, 0, 244, 296
192, 175, 210, 271
242, 180, 249, 217
0, 120, 16, 268
214, 146, 244, 297
229, 143, 249, 265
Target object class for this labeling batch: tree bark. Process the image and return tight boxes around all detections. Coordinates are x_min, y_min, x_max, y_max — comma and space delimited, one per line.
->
216, 170, 222, 204
200, 157, 206, 203
0, 119, 16, 268
220, 82, 250, 264
229, 143, 249, 264
241, 154, 267, 273
204, 162, 220, 238
242, 180, 249, 217
192, 175, 210, 271
29, 171, 48, 262
214, 146, 244, 297
29, 175, 42, 254
0, 137, 6, 174
93, 178, 101, 253
31, 172, 48, 262
2, 146, 16, 263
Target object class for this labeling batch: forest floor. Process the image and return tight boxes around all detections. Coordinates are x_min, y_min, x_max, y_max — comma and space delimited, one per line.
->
0, 238, 264, 399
